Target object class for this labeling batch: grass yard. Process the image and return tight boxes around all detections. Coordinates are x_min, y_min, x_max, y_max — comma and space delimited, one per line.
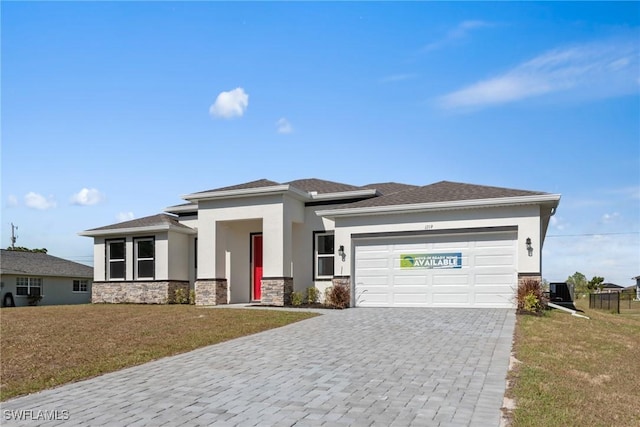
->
508, 299, 640, 427
0, 304, 318, 401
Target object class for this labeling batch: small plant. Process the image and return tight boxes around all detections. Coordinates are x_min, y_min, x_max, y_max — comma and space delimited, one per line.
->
517, 278, 547, 314
306, 287, 319, 305
523, 293, 541, 312
27, 293, 42, 306
173, 288, 189, 304
291, 291, 303, 307
326, 283, 350, 309
189, 289, 196, 305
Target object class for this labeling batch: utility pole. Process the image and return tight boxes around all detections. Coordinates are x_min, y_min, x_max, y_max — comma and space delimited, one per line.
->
10, 223, 18, 249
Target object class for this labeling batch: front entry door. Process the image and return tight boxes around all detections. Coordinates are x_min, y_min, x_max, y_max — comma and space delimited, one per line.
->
252, 234, 263, 301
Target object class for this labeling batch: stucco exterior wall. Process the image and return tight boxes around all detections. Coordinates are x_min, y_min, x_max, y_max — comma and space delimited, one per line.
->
333, 204, 543, 276
196, 194, 305, 280
93, 238, 106, 281
1, 274, 92, 307
167, 230, 190, 281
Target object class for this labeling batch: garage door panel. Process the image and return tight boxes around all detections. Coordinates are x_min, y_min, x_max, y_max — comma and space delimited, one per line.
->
433, 293, 470, 305
474, 273, 515, 285
432, 274, 469, 285
355, 232, 517, 308
432, 241, 470, 250
392, 275, 428, 285
475, 254, 514, 266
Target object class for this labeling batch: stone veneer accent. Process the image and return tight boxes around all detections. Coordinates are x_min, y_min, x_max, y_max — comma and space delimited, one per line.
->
261, 277, 293, 306
92, 281, 189, 304
195, 279, 228, 306
518, 273, 542, 287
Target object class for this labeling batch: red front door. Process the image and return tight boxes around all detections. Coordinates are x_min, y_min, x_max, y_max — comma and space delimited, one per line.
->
252, 234, 263, 301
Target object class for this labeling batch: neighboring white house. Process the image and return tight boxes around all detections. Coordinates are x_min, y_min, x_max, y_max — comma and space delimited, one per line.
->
0, 249, 93, 307
80, 178, 561, 308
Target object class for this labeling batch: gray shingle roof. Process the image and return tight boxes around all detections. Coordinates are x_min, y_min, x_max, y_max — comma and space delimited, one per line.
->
192, 178, 366, 196
0, 249, 93, 278
84, 213, 193, 232
284, 178, 363, 194
335, 181, 549, 209
194, 179, 281, 194
361, 182, 419, 196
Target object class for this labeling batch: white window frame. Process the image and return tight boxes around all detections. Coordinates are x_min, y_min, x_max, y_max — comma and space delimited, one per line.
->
134, 237, 155, 280
106, 239, 126, 281
16, 277, 43, 297
314, 231, 335, 280
73, 279, 88, 293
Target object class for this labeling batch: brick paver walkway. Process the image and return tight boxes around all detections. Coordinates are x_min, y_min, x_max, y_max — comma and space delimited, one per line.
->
1, 308, 515, 426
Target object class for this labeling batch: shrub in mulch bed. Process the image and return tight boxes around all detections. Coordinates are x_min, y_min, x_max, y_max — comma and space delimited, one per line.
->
517, 278, 548, 316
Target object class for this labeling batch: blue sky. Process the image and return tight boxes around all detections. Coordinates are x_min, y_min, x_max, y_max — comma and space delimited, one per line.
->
2, 2, 639, 286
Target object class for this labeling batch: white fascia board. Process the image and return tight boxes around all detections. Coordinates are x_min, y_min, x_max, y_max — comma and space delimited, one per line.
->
78, 224, 197, 237
181, 185, 310, 202
164, 204, 198, 214
310, 189, 378, 201
316, 194, 561, 218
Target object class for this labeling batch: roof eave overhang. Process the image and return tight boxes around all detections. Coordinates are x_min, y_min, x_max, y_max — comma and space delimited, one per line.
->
317, 194, 562, 218
79, 224, 197, 237
164, 204, 198, 214
310, 189, 378, 201
181, 185, 310, 202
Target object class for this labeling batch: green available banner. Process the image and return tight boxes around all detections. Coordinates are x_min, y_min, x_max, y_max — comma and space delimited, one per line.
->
400, 253, 462, 269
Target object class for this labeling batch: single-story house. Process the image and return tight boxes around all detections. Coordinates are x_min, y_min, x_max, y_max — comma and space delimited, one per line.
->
599, 283, 625, 293
80, 178, 561, 308
0, 249, 93, 307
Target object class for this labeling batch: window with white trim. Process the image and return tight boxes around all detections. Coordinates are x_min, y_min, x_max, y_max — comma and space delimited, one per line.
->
107, 239, 126, 280
314, 232, 334, 279
73, 279, 88, 292
134, 237, 155, 280
16, 277, 43, 296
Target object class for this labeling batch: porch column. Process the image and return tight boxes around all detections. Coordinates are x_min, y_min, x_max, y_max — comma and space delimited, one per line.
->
195, 220, 228, 305
261, 211, 293, 306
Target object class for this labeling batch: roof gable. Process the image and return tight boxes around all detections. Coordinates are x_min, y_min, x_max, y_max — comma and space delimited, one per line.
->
0, 249, 93, 278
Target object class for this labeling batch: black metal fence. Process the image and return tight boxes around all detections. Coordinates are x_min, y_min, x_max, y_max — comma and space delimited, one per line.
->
589, 293, 620, 313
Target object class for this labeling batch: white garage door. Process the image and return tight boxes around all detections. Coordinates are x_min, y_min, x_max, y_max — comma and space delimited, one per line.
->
354, 232, 517, 308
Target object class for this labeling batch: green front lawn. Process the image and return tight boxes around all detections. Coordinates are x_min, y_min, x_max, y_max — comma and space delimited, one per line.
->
508, 300, 640, 427
0, 304, 318, 401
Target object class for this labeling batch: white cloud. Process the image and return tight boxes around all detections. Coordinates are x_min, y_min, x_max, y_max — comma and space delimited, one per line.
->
24, 192, 57, 210
209, 87, 249, 119
423, 20, 494, 52
601, 212, 620, 224
437, 37, 639, 111
116, 212, 135, 222
549, 216, 568, 231
276, 117, 293, 134
71, 188, 105, 206
6, 195, 18, 207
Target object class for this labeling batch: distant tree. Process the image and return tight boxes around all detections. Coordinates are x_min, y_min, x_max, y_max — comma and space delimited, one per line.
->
567, 272, 588, 296
6, 246, 48, 253
587, 276, 605, 292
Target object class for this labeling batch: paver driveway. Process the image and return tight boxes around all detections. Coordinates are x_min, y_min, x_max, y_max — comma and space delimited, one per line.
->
2, 308, 515, 427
